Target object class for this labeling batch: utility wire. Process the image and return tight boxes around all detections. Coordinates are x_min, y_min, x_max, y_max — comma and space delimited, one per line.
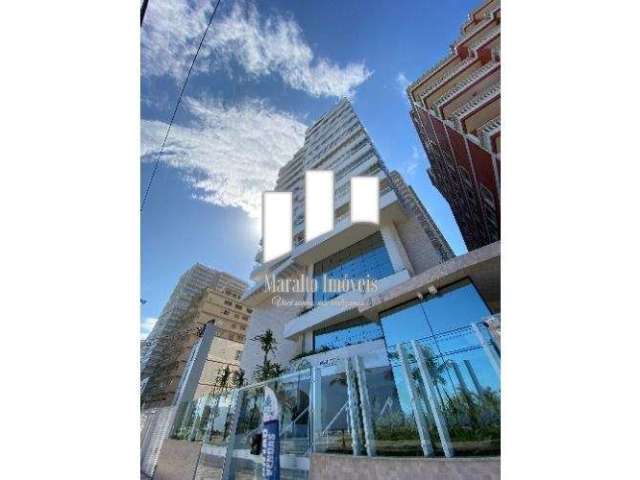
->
140, 0, 150, 26
140, 0, 223, 213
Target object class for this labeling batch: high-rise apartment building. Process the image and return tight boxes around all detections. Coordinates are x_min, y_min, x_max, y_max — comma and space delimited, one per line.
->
241, 98, 453, 381
141, 284, 252, 407
408, 0, 500, 251
141, 264, 248, 404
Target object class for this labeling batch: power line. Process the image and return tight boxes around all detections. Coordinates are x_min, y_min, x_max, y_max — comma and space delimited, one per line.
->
140, 0, 150, 26
140, 0, 224, 213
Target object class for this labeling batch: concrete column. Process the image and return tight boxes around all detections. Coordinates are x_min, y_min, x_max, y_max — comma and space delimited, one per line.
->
380, 220, 415, 275
173, 322, 217, 407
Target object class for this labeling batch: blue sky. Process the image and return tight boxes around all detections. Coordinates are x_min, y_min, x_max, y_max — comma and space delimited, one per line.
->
140, 0, 479, 338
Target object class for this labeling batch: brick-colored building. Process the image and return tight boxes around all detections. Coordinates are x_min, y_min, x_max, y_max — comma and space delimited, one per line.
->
408, 0, 500, 251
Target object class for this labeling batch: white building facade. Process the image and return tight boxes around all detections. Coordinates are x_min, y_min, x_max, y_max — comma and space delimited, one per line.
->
241, 98, 454, 382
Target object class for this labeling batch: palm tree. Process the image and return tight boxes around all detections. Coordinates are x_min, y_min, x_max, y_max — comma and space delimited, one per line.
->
252, 329, 283, 381
254, 359, 284, 382
214, 365, 232, 395
232, 368, 245, 388
252, 329, 278, 366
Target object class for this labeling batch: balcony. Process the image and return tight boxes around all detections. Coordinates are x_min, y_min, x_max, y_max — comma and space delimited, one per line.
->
432, 60, 499, 115
456, 7, 499, 50
478, 116, 501, 152
408, 52, 457, 100
450, 81, 500, 132
465, 25, 500, 54
419, 57, 477, 106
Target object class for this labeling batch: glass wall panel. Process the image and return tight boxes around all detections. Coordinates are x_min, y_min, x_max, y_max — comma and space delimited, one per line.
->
413, 330, 500, 457
194, 392, 235, 480
313, 316, 384, 351
420, 280, 492, 335
313, 232, 394, 303
276, 371, 312, 458
227, 386, 264, 479
358, 352, 425, 456
378, 279, 500, 458
315, 362, 358, 455
224, 372, 312, 480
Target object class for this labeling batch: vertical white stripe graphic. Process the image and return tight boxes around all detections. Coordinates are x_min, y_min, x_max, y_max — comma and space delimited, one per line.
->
263, 192, 292, 262
351, 176, 379, 224
305, 170, 334, 242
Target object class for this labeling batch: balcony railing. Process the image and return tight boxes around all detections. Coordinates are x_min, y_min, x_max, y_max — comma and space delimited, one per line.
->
450, 81, 500, 131
419, 57, 477, 103
408, 52, 457, 96
432, 60, 499, 114
466, 24, 500, 53
478, 116, 501, 151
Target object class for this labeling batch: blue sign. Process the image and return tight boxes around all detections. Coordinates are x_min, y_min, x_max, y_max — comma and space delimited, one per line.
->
262, 419, 280, 480
262, 386, 280, 480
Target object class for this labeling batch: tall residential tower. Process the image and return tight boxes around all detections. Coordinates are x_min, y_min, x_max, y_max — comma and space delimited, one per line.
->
408, 0, 500, 251
141, 264, 247, 386
241, 98, 453, 381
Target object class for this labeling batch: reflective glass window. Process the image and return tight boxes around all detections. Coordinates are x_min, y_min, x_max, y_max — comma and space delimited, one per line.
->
313, 316, 384, 351
313, 231, 394, 303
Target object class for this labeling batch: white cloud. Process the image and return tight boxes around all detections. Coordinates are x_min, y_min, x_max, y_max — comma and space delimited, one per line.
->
141, 317, 158, 340
405, 145, 423, 177
142, 0, 371, 98
396, 72, 411, 98
141, 97, 307, 219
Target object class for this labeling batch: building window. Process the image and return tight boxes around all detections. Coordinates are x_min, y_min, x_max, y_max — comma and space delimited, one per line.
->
224, 300, 232, 306
313, 316, 384, 351
379, 279, 492, 348
234, 350, 242, 361
377, 278, 500, 457
313, 231, 394, 304
235, 303, 242, 309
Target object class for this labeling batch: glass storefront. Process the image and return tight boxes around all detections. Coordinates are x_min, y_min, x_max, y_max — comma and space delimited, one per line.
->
378, 279, 500, 457
313, 231, 394, 303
